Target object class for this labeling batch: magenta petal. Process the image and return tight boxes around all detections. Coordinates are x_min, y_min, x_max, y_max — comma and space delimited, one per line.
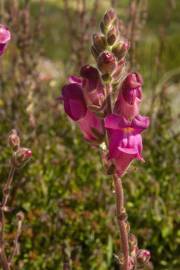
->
0, 43, 6, 55
0, 25, 11, 43
114, 92, 141, 120
62, 83, 87, 121
80, 65, 100, 91
80, 65, 105, 107
114, 72, 143, 119
68, 76, 82, 85
78, 110, 104, 141
105, 114, 130, 130
114, 153, 135, 176
122, 73, 143, 104
118, 146, 138, 155
113, 134, 143, 176
107, 124, 144, 175
132, 115, 150, 131
0, 25, 11, 55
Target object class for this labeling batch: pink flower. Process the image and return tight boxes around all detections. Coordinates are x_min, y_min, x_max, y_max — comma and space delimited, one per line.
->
114, 72, 143, 120
105, 114, 149, 176
61, 80, 104, 143
69, 65, 105, 109
62, 83, 87, 121
78, 110, 104, 142
128, 256, 135, 270
137, 249, 151, 264
0, 25, 11, 56
80, 65, 105, 108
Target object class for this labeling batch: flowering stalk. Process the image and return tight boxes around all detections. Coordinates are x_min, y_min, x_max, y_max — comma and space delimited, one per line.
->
0, 130, 32, 270
60, 8, 152, 270
113, 174, 129, 270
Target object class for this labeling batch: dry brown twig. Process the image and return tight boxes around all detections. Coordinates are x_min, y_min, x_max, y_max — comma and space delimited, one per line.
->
127, 0, 148, 69
63, 0, 100, 69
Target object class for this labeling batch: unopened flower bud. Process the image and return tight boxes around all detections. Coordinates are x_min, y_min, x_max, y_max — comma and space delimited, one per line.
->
100, 21, 107, 35
137, 249, 151, 264
103, 9, 116, 27
16, 211, 25, 221
90, 45, 99, 60
92, 33, 106, 53
8, 129, 20, 151
13, 147, 32, 167
112, 41, 129, 60
98, 51, 116, 74
107, 27, 118, 45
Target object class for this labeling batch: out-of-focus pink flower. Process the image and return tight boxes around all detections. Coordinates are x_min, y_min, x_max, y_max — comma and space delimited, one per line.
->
78, 110, 104, 142
128, 256, 135, 270
14, 148, 32, 167
0, 24, 11, 56
114, 72, 143, 120
62, 83, 87, 121
80, 65, 105, 108
137, 249, 151, 264
61, 80, 104, 143
105, 114, 149, 176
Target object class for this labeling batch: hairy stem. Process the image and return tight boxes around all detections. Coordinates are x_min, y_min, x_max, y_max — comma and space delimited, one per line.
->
113, 174, 129, 270
0, 165, 16, 270
105, 83, 112, 114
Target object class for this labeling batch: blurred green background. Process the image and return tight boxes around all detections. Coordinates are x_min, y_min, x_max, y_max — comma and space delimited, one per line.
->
0, 0, 179, 269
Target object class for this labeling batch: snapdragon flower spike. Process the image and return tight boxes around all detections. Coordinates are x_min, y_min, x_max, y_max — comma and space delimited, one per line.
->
104, 114, 149, 176
61, 77, 104, 143
0, 24, 11, 55
114, 72, 143, 120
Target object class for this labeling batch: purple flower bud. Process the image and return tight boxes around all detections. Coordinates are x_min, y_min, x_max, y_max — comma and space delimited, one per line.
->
62, 83, 87, 121
80, 65, 105, 108
92, 33, 106, 53
97, 51, 116, 75
103, 9, 117, 27
8, 129, 20, 151
114, 72, 143, 120
13, 148, 32, 167
80, 65, 100, 89
107, 26, 118, 45
0, 25, 11, 56
112, 40, 129, 60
